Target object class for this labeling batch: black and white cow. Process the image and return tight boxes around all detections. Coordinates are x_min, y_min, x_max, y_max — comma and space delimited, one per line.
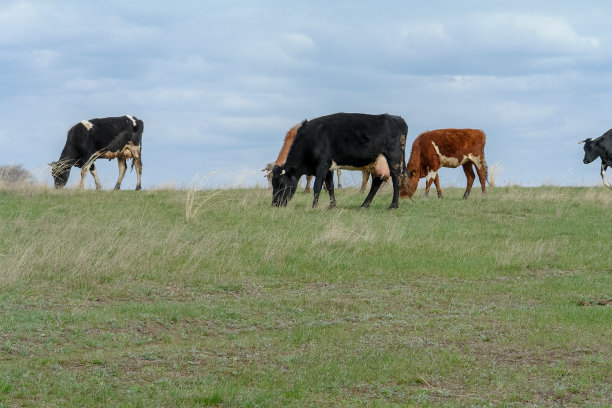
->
271, 113, 408, 209
51, 115, 144, 190
580, 129, 612, 188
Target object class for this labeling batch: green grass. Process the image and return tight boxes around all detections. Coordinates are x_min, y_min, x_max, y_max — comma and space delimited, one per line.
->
0, 185, 610, 407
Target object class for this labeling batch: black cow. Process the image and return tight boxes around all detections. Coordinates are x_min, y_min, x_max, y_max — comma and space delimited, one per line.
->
51, 115, 144, 190
580, 129, 612, 188
271, 113, 408, 209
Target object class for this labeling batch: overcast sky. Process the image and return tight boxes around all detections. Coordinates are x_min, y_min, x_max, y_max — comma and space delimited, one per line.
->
1, 1, 611, 189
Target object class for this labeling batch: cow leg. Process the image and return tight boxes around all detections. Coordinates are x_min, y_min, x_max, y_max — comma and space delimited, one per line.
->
304, 175, 312, 193
602, 163, 611, 188
79, 157, 95, 189
78, 167, 87, 189
325, 171, 336, 208
476, 159, 488, 195
424, 178, 433, 197
462, 163, 476, 199
433, 174, 443, 198
336, 169, 342, 188
89, 163, 102, 190
388, 164, 403, 209
115, 158, 127, 190
360, 171, 369, 193
311, 166, 328, 207
361, 177, 383, 209
134, 158, 142, 190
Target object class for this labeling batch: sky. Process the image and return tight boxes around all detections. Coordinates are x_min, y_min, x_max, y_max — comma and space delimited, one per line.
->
1, 0, 611, 189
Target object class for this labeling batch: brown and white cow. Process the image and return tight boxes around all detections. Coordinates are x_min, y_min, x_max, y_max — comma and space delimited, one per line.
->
264, 123, 342, 192
400, 128, 487, 199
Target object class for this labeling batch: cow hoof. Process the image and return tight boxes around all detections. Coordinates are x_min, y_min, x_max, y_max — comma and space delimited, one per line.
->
136, 186, 142, 191
114, 185, 121, 190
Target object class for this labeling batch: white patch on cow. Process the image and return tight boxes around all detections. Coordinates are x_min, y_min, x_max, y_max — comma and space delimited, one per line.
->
432, 141, 483, 169
467, 153, 482, 169
80, 120, 93, 131
426, 169, 437, 181
330, 155, 389, 178
126, 115, 137, 127
431, 141, 461, 168
99, 142, 142, 160
602, 167, 611, 188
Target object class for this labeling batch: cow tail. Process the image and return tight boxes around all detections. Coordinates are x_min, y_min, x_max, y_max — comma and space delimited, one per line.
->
402, 141, 407, 175
401, 124, 408, 175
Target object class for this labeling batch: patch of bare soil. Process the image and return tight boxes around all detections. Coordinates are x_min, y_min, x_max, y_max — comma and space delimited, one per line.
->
579, 299, 612, 306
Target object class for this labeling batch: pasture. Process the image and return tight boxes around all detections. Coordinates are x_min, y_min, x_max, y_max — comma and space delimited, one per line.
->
0, 185, 610, 407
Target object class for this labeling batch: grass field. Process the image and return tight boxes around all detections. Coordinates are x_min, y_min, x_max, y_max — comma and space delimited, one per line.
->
0, 185, 610, 407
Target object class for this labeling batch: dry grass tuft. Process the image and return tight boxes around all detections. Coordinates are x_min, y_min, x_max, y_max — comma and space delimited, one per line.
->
185, 172, 223, 222
488, 162, 503, 187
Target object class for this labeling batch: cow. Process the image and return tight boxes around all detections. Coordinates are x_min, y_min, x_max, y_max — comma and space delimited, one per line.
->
400, 129, 487, 199
579, 129, 612, 188
263, 123, 342, 192
51, 115, 143, 190
271, 113, 408, 209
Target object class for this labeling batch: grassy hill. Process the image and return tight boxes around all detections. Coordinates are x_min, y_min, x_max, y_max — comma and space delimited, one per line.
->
0, 186, 610, 407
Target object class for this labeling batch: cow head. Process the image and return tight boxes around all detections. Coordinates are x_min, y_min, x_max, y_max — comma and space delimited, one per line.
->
579, 138, 598, 164
271, 165, 297, 207
50, 160, 72, 188
399, 169, 419, 199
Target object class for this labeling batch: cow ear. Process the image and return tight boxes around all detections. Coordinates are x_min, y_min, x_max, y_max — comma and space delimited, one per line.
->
408, 170, 417, 178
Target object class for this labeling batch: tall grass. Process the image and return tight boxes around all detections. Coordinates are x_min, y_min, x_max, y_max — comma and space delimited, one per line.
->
0, 186, 610, 407
488, 162, 504, 186
185, 172, 222, 222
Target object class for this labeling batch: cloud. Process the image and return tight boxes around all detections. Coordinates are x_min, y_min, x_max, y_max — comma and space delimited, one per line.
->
1, 1, 611, 188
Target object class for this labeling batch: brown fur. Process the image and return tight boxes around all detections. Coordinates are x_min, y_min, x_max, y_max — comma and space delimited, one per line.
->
275, 124, 301, 166
400, 129, 488, 199
265, 124, 342, 192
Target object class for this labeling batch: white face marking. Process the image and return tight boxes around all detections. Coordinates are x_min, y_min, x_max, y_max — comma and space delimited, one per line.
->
80, 120, 93, 131
126, 115, 137, 127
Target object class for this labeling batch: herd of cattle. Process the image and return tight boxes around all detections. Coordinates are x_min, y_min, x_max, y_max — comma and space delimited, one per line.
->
50, 113, 611, 208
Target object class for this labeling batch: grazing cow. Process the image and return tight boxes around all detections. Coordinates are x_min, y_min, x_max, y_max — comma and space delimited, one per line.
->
579, 129, 612, 188
400, 129, 487, 199
263, 123, 342, 192
51, 115, 143, 190
271, 113, 408, 209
